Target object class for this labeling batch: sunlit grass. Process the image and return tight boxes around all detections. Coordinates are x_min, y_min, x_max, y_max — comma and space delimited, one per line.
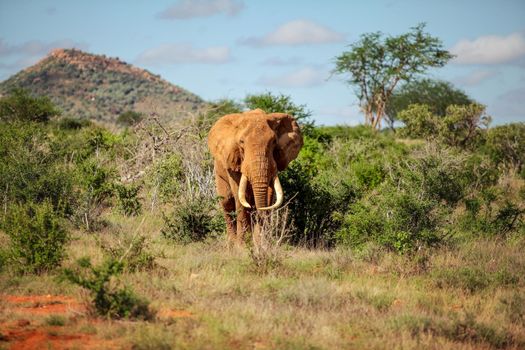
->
1, 211, 524, 349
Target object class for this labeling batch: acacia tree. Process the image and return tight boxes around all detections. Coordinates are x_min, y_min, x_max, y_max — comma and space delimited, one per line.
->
333, 24, 453, 129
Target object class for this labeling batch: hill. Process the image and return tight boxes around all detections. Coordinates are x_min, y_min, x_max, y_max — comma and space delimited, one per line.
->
0, 48, 206, 123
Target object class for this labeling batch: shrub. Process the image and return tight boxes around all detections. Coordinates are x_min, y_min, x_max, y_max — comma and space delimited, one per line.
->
336, 144, 487, 253
149, 154, 184, 204
440, 103, 491, 149
397, 104, 440, 139
0, 88, 60, 123
113, 183, 142, 216
2, 201, 68, 274
399, 103, 491, 149
99, 233, 157, 272
161, 195, 223, 243
485, 123, 525, 174
117, 111, 143, 127
0, 122, 75, 214
249, 207, 292, 273
57, 117, 90, 130
62, 257, 154, 320
74, 159, 116, 231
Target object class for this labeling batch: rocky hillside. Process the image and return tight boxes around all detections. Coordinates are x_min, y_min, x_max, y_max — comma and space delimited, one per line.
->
0, 49, 206, 123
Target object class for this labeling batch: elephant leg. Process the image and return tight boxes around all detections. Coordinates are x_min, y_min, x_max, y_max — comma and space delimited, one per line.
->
214, 163, 236, 244
221, 196, 236, 244
236, 206, 251, 245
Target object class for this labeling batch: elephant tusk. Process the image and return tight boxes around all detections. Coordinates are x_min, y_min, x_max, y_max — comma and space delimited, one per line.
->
258, 175, 284, 211
238, 174, 251, 208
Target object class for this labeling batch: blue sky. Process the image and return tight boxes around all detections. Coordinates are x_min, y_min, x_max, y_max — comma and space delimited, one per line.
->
1, 0, 524, 125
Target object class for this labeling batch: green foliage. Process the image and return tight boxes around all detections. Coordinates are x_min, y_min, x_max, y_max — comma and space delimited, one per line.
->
117, 110, 143, 127
244, 92, 314, 134
57, 117, 91, 130
459, 188, 524, 238
99, 233, 157, 273
399, 103, 491, 149
162, 196, 223, 243
333, 23, 453, 128
74, 159, 117, 231
337, 144, 496, 253
113, 183, 142, 216
0, 121, 75, 214
385, 78, 473, 127
440, 103, 491, 148
397, 104, 441, 138
149, 154, 184, 204
0, 88, 60, 123
62, 257, 154, 320
2, 201, 68, 274
485, 123, 525, 173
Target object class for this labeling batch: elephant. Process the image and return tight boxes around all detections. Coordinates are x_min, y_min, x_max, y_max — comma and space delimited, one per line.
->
207, 109, 303, 245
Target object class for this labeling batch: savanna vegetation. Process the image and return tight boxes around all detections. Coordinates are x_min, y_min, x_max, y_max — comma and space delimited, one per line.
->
1, 25, 524, 349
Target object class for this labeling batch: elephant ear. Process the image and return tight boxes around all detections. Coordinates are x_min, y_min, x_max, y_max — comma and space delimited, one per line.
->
208, 114, 243, 172
269, 113, 303, 171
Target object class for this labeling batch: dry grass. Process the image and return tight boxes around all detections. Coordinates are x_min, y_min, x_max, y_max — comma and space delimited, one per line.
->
1, 211, 524, 349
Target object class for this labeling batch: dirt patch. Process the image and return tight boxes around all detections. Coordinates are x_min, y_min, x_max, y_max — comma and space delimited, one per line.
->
2, 326, 119, 350
3, 294, 86, 315
0, 295, 122, 349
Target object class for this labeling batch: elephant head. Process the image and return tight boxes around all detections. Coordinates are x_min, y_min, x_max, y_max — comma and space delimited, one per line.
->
208, 109, 303, 210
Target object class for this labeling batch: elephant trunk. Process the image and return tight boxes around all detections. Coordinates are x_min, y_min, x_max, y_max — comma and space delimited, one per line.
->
252, 180, 269, 210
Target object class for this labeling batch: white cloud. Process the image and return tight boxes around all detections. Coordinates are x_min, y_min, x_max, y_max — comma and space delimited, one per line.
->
157, 0, 243, 19
455, 69, 500, 86
258, 67, 327, 88
136, 44, 231, 65
450, 32, 525, 64
241, 19, 345, 47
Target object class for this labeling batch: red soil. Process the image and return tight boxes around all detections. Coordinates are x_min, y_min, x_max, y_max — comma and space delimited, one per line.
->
0, 295, 120, 350
1, 294, 194, 349
4, 294, 86, 315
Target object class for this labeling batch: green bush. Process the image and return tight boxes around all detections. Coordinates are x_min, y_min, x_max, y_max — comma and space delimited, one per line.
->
117, 111, 143, 127
399, 103, 491, 149
62, 257, 154, 320
74, 159, 116, 231
113, 183, 142, 216
2, 201, 68, 274
57, 117, 90, 130
162, 196, 223, 243
100, 233, 157, 272
485, 123, 525, 174
0, 122, 75, 214
0, 88, 60, 123
149, 154, 184, 204
336, 144, 493, 253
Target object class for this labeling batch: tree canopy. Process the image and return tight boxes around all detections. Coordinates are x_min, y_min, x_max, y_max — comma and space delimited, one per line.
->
333, 23, 453, 129
385, 78, 474, 129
